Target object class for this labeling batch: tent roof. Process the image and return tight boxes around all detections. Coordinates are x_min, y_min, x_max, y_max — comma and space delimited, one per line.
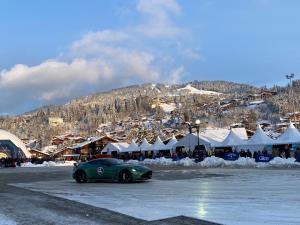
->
140, 138, 152, 151
231, 128, 248, 140
165, 134, 178, 149
102, 142, 129, 153
123, 140, 140, 152
276, 122, 300, 144
173, 133, 210, 150
217, 130, 246, 147
246, 125, 275, 145
152, 136, 168, 151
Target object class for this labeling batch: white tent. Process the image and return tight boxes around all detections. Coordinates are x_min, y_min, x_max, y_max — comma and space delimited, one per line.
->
152, 136, 169, 151
139, 138, 152, 152
247, 125, 275, 145
216, 130, 246, 147
275, 122, 300, 145
241, 125, 275, 152
123, 140, 140, 152
172, 133, 210, 151
165, 134, 178, 150
231, 127, 248, 140
102, 142, 129, 154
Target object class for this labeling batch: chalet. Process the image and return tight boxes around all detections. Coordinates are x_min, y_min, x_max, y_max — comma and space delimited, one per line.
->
66, 135, 118, 160
53, 148, 79, 161
29, 149, 50, 159
51, 137, 64, 145
260, 90, 277, 99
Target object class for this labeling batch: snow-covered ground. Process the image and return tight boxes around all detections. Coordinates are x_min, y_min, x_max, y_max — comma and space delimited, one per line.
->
0, 214, 17, 225
20, 157, 300, 168
159, 103, 177, 113
178, 84, 221, 95
12, 168, 300, 225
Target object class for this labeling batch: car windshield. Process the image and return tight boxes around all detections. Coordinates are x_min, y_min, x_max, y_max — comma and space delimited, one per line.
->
101, 158, 122, 166
87, 158, 122, 166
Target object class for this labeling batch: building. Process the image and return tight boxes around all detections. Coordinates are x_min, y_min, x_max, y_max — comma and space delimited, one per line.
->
0, 129, 30, 158
48, 117, 64, 126
29, 149, 50, 159
55, 135, 118, 160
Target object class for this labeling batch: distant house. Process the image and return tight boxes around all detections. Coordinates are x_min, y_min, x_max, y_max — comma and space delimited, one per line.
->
48, 117, 64, 126
63, 135, 119, 160
29, 149, 50, 159
260, 90, 277, 99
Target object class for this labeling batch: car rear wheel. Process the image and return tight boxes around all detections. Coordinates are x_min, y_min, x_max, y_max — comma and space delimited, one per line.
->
75, 170, 87, 183
119, 170, 132, 183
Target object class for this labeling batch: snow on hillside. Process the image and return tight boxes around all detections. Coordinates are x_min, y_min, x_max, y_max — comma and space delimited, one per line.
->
160, 103, 177, 113
178, 84, 221, 95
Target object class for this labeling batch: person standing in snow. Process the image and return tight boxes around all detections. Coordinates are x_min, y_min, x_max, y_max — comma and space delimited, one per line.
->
246, 150, 252, 158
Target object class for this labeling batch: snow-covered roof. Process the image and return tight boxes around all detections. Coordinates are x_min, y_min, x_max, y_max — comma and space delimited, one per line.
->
173, 133, 210, 150
178, 84, 221, 95
152, 136, 169, 151
275, 122, 300, 144
0, 129, 30, 158
139, 138, 152, 151
231, 128, 248, 140
246, 125, 275, 145
102, 142, 129, 153
123, 140, 140, 152
249, 100, 265, 105
160, 103, 176, 113
200, 128, 229, 143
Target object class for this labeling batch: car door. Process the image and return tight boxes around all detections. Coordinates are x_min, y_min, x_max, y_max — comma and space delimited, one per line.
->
85, 160, 106, 180
101, 161, 118, 180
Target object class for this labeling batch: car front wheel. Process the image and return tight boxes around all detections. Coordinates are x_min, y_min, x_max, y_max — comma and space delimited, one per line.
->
119, 170, 132, 183
75, 170, 87, 183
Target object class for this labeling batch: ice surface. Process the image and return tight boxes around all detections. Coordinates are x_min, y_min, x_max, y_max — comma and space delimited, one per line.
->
13, 168, 300, 225
0, 214, 17, 225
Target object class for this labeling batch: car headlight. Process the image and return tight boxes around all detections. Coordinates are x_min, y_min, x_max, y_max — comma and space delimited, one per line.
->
131, 168, 137, 172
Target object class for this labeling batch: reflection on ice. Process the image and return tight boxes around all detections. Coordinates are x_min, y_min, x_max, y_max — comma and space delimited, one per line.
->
12, 168, 300, 225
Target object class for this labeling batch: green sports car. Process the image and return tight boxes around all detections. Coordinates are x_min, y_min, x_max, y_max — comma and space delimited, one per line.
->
72, 158, 152, 183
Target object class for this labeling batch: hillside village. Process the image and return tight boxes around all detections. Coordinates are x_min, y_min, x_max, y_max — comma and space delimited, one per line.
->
0, 80, 299, 158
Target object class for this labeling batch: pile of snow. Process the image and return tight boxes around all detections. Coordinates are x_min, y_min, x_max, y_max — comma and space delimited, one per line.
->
142, 157, 174, 166
21, 160, 76, 167
127, 157, 300, 168
269, 157, 298, 167
178, 84, 221, 95
224, 157, 256, 167
200, 156, 225, 167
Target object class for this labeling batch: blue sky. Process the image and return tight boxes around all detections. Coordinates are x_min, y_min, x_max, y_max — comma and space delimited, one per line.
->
0, 0, 299, 114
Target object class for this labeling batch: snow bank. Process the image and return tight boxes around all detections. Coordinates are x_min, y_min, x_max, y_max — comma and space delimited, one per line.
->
269, 157, 299, 167
21, 160, 76, 167
126, 157, 300, 168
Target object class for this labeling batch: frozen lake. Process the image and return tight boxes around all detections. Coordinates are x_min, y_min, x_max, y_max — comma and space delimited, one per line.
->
12, 168, 300, 225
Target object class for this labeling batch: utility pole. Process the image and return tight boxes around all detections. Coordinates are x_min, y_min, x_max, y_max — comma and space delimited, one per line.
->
286, 73, 296, 123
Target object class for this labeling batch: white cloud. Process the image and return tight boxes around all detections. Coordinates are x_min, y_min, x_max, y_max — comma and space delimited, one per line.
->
136, 0, 183, 38
0, 0, 195, 113
167, 66, 185, 84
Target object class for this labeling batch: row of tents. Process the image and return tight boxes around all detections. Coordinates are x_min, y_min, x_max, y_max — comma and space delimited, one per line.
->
102, 135, 178, 154
102, 122, 300, 154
